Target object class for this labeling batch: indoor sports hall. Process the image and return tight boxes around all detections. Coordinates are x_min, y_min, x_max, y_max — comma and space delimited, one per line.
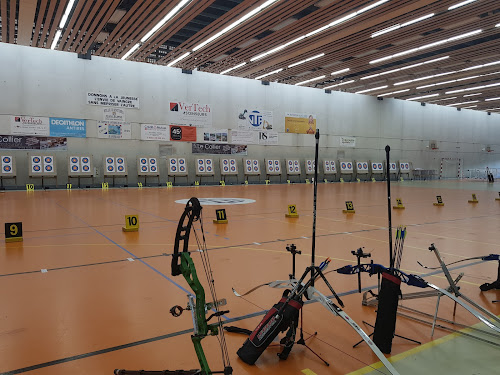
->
0, 1, 499, 375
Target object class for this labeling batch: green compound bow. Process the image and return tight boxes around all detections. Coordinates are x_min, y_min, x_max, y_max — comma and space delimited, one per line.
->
115, 198, 232, 375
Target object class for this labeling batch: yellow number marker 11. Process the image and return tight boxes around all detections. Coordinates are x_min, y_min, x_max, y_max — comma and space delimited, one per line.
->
5, 222, 23, 242
213, 209, 228, 224
122, 215, 139, 232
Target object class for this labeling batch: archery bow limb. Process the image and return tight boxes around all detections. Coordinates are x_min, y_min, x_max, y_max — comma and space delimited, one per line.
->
417, 254, 500, 270
171, 197, 232, 375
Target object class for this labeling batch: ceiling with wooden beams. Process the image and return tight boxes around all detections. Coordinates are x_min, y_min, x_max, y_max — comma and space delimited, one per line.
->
1, 0, 499, 112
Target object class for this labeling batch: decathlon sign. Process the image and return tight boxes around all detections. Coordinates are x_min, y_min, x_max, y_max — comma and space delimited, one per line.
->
49, 118, 86, 138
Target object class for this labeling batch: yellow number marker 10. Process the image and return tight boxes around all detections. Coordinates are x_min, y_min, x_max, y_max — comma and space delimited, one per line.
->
122, 215, 139, 232
213, 209, 228, 224
26, 184, 34, 191
5, 222, 23, 242
343, 201, 355, 213
285, 204, 299, 218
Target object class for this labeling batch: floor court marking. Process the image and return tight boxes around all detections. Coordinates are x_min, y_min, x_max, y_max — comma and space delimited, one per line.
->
0, 261, 485, 375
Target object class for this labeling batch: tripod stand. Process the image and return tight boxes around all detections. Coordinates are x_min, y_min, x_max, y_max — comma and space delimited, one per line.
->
281, 244, 329, 366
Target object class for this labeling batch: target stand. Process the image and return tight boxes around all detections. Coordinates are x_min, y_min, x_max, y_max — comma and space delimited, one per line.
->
104, 156, 128, 187
28, 154, 58, 188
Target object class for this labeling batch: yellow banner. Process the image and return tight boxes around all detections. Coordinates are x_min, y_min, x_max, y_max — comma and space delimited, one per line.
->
285, 113, 316, 134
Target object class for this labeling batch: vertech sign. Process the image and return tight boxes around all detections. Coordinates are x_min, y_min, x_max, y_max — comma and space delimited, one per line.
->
169, 101, 212, 128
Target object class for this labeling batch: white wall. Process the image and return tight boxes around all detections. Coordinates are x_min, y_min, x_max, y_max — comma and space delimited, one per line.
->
0, 43, 498, 186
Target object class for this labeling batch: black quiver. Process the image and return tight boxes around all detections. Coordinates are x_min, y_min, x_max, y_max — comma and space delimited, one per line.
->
373, 272, 401, 354
237, 292, 303, 365
480, 260, 500, 291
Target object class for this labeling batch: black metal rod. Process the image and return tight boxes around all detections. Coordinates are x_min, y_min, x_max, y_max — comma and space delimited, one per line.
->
385, 145, 394, 270
311, 129, 320, 285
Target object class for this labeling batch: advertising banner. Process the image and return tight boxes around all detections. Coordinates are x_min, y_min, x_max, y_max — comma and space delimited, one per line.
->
192, 143, 247, 155
231, 130, 258, 145
87, 92, 139, 108
202, 129, 228, 143
103, 108, 126, 121
284, 113, 316, 134
169, 101, 212, 127
340, 136, 356, 148
97, 121, 132, 139
49, 117, 86, 138
11, 116, 50, 136
170, 125, 197, 142
0, 135, 67, 150
258, 131, 278, 145
237, 109, 273, 131
141, 124, 169, 141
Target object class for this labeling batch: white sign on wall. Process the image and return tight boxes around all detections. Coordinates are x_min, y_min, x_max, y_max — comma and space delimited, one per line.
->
203, 129, 228, 143
237, 109, 273, 131
340, 136, 356, 148
258, 131, 278, 145
169, 101, 212, 127
87, 92, 140, 109
97, 121, 132, 139
11, 116, 50, 136
231, 130, 258, 145
141, 124, 169, 141
103, 108, 126, 121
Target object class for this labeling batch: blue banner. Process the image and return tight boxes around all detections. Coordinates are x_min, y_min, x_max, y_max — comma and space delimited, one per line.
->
49, 117, 86, 138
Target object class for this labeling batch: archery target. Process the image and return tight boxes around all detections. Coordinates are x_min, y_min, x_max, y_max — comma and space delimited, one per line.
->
150, 164, 157, 172
389, 162, 397, 171
357, 163, 362, 169
117, 165, 125, 172
400, 162, 410, 172
44, 156, 54, 173
81, 156, 91, 173
140, 158, 147, 165
230, 159, 235, 165
341, 162, 346, 169
2, 156, 13, 174
32, 156, 42, 173
170, 158, 177, 166
347, 162, 352, 169
141, 165, 148, 172
356, 162, 368, 173
246, 164, 252, 172
363, 163, 368, 169
69, 156, 80, 173
223, 165, 229, 172
378, 163, 383, 169
230, 165, 236, 172
223, 159, 229, 165
106, 157, 116, 173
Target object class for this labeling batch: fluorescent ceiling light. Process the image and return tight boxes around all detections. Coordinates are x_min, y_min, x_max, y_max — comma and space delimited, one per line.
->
361, 56, 449, 80
446, 82, 500, 94
395, 71, 457, 86
370, 30, 482, 64
295, 75, 326, 86
167, 52, 191, 67
220, 62, 247, 75
463, 93, 482, 97
141, 0, 192, 43
416, 74, 491, 89
121, 43, 140, 60
121, 0, 192, 59
428, 97, 457, 102
461, 105, 477, 109
331, 68, 350, 76
377, 89, 410, 97
50, 30, 62, 50
485, 97, 500, 101
407, 93, 439, 101
496, 23, 500, 28
461, 60, 500, 71
251, 0, 389, 62
355, 85, 388, 94
50, 0, 77, 50
193, 0, 280, 52
448, 0, 478, 11
447, 100, 479, 106
371, 13, 434, 38
323, 80, 355, 89
485, 108, 500, 111
255, 68, 283, 80
288, 53, 325, 68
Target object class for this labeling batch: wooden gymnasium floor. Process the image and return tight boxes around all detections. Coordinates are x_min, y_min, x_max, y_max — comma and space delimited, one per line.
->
0, 180, 499, 375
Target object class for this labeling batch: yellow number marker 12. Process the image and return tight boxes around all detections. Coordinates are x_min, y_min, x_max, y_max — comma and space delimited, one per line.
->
343, 201, 355, 213
285, 204, 299, 218
122, 215, 139, 232
5, 222, 23, 242
213, 209, 228, 224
